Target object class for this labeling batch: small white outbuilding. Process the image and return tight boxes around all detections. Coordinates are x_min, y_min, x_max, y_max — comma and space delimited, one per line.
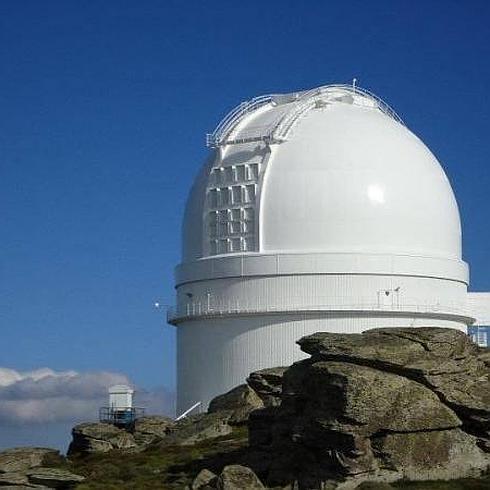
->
108, 384, 134, 410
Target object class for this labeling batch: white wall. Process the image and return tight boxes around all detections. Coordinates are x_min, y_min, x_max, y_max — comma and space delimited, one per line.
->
176, 313, 466, 412
109, 392, 133, 409
175, 273, 469, 321
468, 292, 490, 325
260, 106, 462, 260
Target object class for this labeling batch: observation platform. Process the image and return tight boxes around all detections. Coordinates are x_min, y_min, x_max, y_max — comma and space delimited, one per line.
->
167, 299, 474, 325
99, 407, 145, 428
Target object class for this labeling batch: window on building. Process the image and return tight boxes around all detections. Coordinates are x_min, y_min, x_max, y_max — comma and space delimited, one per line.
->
208, 189, 218, 207
236, 165, 246, 181
224, 167, 234, 183
211, 168, 222, 185
219, 187, 230, 206
247, 163, 259, 180
206, 157, 260, 256
230, 208, 241, 221
218, 239, 228, 254
230, 238, 241, 252
243, 237, 254, 251
244, 184, 256, 203
231, 186, 242, 204
244, 207, 254, 221
242, 221, 253, 233
229, 221, 241, 234
219, 221, 228, 237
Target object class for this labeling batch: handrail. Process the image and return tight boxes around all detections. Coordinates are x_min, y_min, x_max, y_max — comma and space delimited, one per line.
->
99, 406, 145, 426
298, 84, 404, 125
206, 95, 273, 147
206, 83, 404, 148
167, 299, 473, 324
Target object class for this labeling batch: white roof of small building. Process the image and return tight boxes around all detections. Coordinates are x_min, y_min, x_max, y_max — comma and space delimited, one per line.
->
108, 384, 134, 394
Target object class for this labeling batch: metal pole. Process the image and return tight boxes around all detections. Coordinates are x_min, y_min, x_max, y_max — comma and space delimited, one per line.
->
175, 401, 202, 421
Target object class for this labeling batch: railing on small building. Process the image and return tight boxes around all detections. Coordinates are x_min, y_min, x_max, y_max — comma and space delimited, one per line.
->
99, 407, 145, 428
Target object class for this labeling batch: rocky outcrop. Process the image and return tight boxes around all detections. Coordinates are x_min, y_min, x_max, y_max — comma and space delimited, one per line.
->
133, 415, 175, 445
479, 348, 490, 368
159, 412, 233, 447
26, 468, 85, 488
0, 448, 61, 474
68, 422, 137, 455
247, 327, 490, 488
69, 385, 261, 456
59, 326, 490, 488
191, 468, 218, 489
0, 471, 37, 487
247, 367, 287, 407
297, 327, 490, 450
68, 411, 233, 456
68, 416, 178, 455
0, 447, 83, 489
208, 384, 264, 425
189, 465, 265, 490
216, 465, 265, 490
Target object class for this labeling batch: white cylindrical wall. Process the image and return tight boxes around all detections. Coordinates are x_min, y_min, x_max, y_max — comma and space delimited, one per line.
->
174, 269, 471, 412
175, 273, 469, 321
176, 313, 466, 412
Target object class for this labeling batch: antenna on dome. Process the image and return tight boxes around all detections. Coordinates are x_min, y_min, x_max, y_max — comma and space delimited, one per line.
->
352, 78, 357, 92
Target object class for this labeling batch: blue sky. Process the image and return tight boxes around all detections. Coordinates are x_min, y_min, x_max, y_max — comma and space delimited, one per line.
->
1, 0, 490, 449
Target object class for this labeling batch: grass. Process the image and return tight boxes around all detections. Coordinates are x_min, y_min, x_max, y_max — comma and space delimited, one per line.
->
40, 427, 489, 489
393, 472, 490, 490
62, 427, 248, 489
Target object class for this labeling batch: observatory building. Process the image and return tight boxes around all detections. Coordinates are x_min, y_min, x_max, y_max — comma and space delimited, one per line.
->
168, 83, 489, 412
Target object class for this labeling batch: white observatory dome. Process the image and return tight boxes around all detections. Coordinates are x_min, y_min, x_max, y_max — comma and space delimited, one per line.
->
182, 86, 461, 261
172, 84, 471, 413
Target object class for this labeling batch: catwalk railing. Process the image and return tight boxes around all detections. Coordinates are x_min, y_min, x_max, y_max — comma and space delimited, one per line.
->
167, 298, 473, 324
205, 83, 404, 148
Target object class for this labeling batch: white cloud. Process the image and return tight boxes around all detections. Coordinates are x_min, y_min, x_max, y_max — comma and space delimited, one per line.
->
0, 367, 176, 451
0, 367, 129, 425
138, 386, 176, 416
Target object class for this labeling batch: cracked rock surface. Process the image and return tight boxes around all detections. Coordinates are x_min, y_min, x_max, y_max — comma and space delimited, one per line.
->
208, 384, 264, 425
67, 422, 138, 455
0, 447, 83, 489
248, 327, 490, 488
247, 367, 288, 407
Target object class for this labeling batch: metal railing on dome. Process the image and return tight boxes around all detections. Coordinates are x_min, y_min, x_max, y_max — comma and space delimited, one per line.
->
307, 84, 404, 125
206, 95, 273, 147
167, 298, 473, 324
205, 83, 404, 148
